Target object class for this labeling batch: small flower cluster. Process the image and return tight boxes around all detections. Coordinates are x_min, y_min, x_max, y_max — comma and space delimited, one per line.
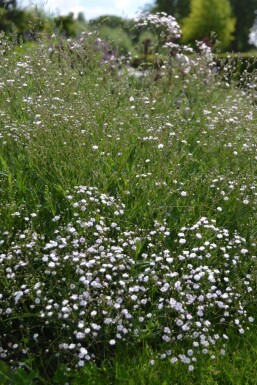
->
196, 40, 214, 62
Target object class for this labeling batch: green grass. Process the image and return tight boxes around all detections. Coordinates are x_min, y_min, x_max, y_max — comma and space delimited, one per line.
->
2, 335, 257, 384
0, 30, 257, 384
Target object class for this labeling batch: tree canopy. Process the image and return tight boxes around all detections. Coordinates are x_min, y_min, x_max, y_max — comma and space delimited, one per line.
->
229, 0, 257, 51
182, 0, 235, 50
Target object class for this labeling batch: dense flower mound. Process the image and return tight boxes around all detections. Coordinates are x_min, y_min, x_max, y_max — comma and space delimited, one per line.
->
0, 187, 255, 369
135, 12, 182, 41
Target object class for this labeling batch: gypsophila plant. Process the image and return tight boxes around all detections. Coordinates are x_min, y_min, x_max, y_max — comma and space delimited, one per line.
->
0, 186, 255, 372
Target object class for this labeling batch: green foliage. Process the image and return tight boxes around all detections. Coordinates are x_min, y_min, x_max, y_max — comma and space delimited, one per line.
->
54, 13, 78, 37
23, 8, 55, 35
2, 334, 257, 385
0, 7, 54, 37
77, 12, 86, 23
0, 0, 16, 9
99, 25, 134, 54
0, 360, 40, 385
0, 6, 86, 39
0, 7, 26, 34
90, 15, 138, 46
90, 15, 127, 29
182, 0, 235, 49
229, 0, 257, 51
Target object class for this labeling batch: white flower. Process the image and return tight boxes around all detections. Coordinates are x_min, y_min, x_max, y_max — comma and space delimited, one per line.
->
14, 291, 23, 304
76, 332, 85, 339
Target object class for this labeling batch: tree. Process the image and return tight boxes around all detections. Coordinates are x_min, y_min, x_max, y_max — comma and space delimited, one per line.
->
77, 12, 86, 24
229, 0, 257, 51
89, 15, 130, 30
0, 0, 16, 9
89, 15, 137, 44
0, 7, 28, 34
54, 13, 77, 37
151, 0, 190, 20
182, 0, 235, 50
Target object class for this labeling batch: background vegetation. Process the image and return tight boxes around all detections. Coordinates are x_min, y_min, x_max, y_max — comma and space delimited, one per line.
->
1, 0, 257, 52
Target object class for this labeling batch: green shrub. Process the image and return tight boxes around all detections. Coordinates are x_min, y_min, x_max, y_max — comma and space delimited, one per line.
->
182, 0, 235, 50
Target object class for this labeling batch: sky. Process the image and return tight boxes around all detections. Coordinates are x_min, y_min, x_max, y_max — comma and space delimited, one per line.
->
17, 0, 151, 20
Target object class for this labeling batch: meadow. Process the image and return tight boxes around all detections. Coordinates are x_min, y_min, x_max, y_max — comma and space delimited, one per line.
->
0, 13, 257, 384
